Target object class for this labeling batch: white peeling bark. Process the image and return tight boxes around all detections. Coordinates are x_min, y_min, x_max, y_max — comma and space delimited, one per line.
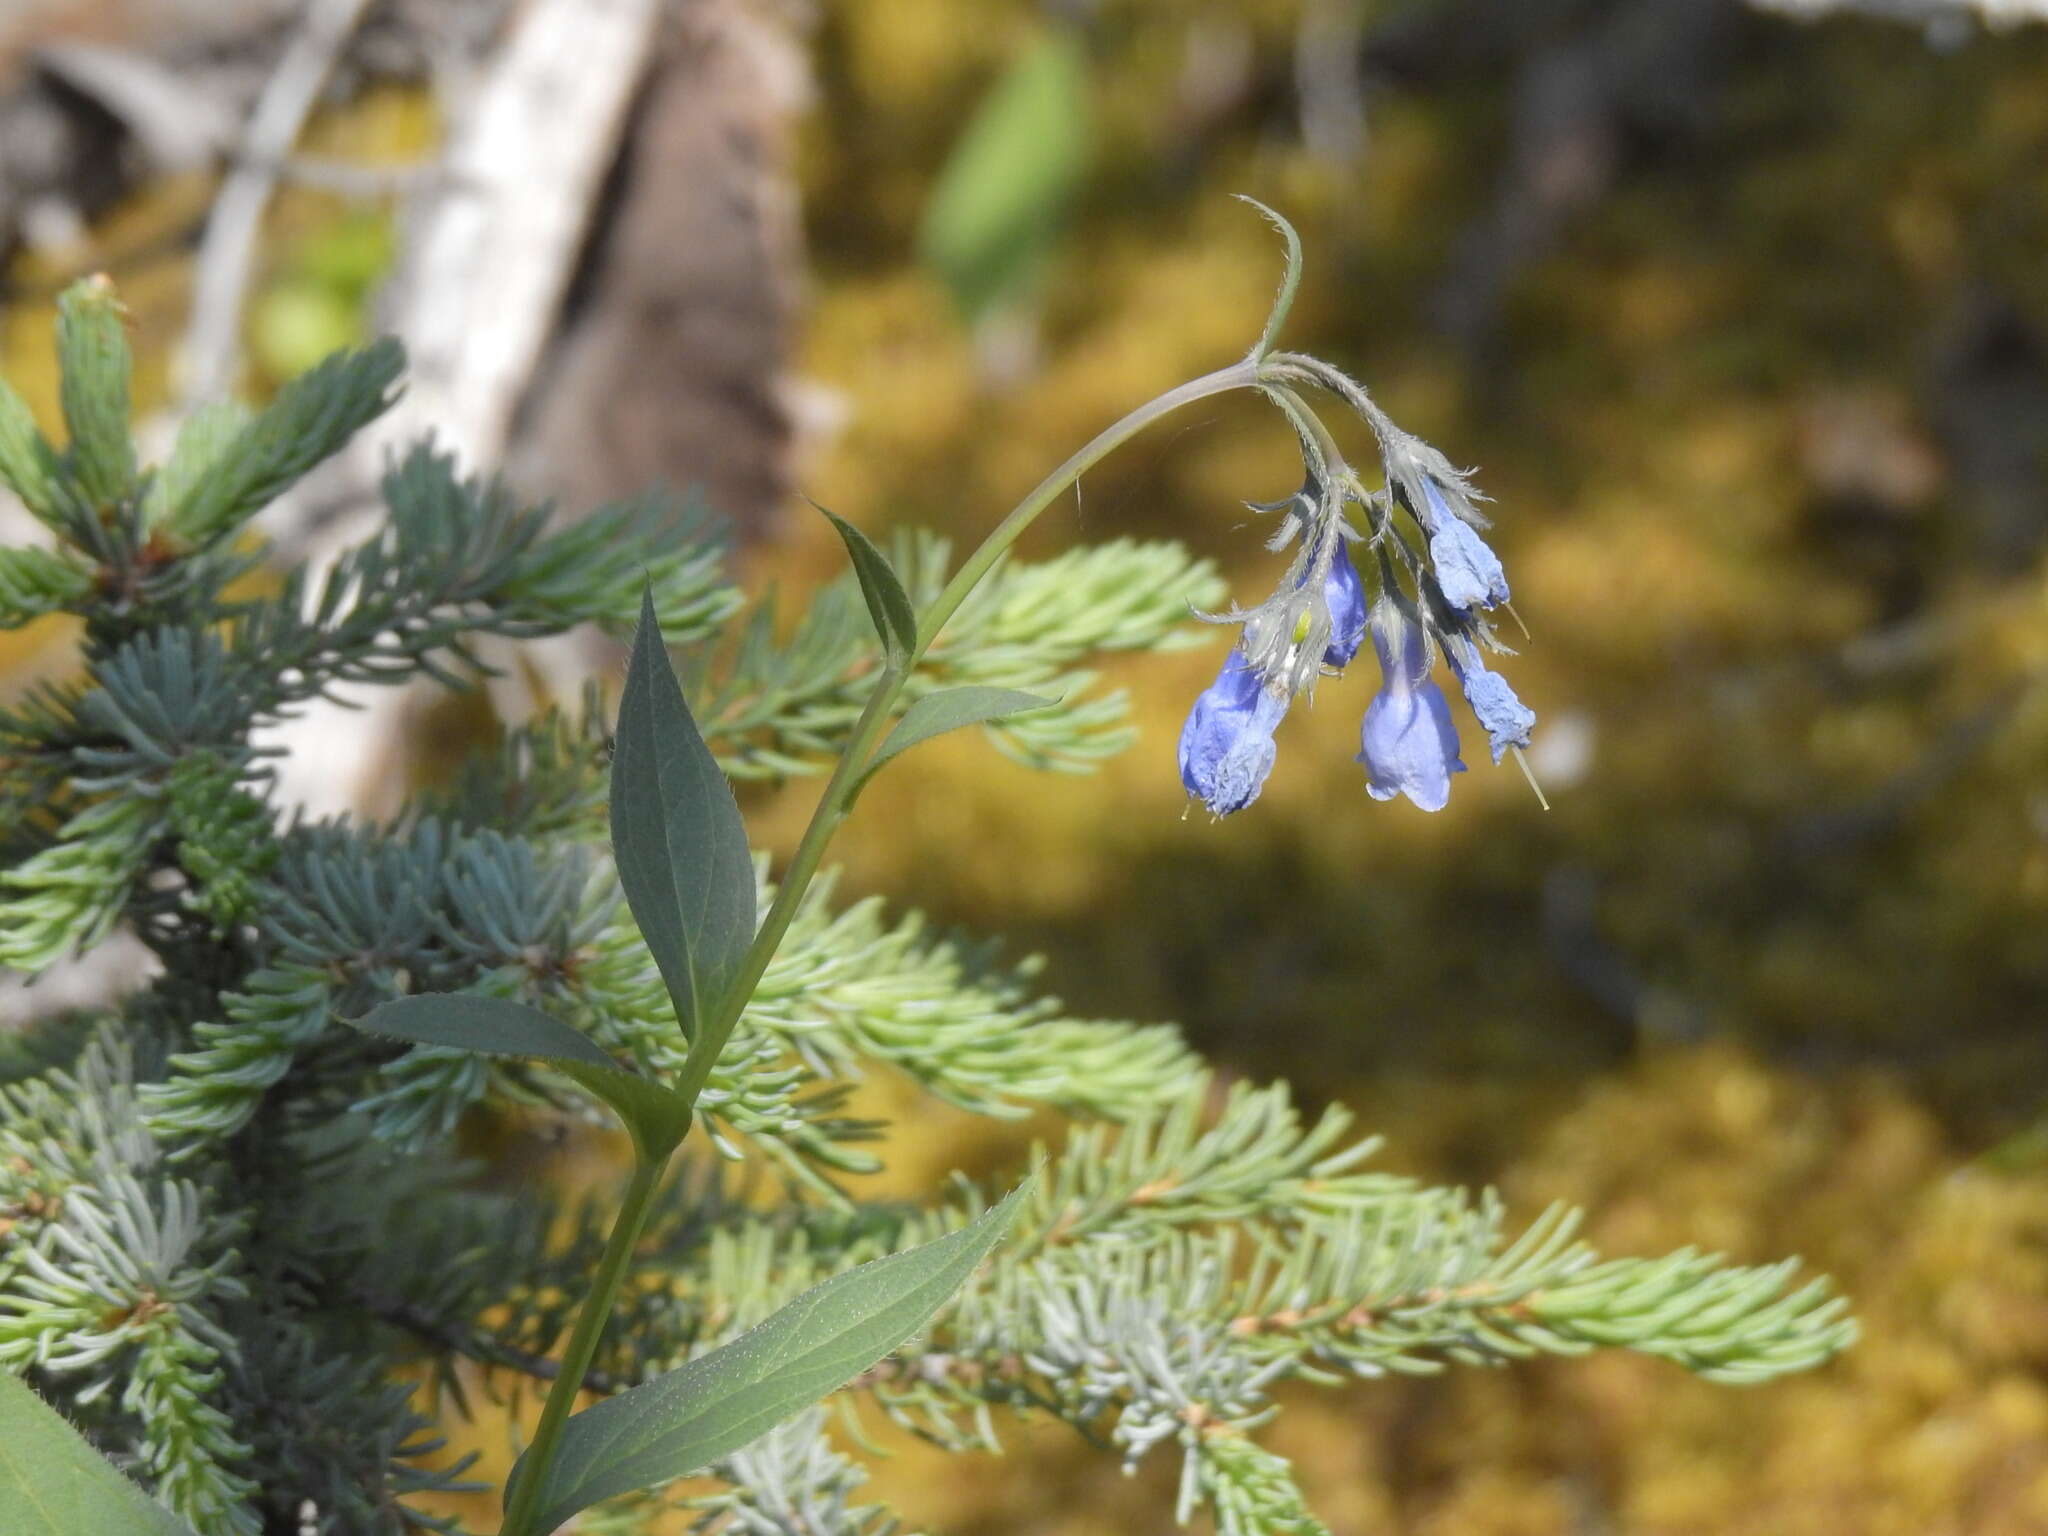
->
257, 0, 663, 820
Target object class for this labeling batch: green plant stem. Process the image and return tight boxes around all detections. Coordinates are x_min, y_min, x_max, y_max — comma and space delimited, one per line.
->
1271, 383, 1344, 467
708, 357, 1264, 1061
502, 355, 1266, 1534
667, 668, 904, 1109
499, 1152, 666, 1536
1236, 196, 1303, 365
914, 360, 1258, 655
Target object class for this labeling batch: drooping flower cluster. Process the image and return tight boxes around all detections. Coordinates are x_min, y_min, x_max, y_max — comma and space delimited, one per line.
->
1179, 403, 1536, 817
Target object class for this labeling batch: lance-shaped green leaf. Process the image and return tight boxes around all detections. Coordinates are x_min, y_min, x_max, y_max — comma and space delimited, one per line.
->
0, 1371, 197, 1536
858, 686, 1055, 789
814, 502, 917, 664
511, 1182, 1030, 1531
611, 586, 758, 1042
349, 994, 692, 1159
56, 277, 137, 509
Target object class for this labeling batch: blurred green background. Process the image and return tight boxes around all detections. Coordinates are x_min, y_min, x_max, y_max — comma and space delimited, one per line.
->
800, 5, 2048, 1530
7, 1, 2048, 1531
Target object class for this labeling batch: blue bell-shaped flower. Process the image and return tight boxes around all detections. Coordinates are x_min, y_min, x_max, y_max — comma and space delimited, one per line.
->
1179, 650, 1289, 815
1358, 606, 1465, 811
1420, 479, 1509, 612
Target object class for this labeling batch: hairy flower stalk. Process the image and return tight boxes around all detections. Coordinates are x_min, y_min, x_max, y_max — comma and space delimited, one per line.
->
1218, 461, 1363, 702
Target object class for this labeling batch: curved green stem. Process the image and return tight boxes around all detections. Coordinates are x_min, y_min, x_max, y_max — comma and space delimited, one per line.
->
914, 360, 1258, 657
499, 1152, 666, 1536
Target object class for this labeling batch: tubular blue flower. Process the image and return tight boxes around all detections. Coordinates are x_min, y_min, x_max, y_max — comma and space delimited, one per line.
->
1358, 608, 1465, 812
1321, 541, 1367, 669
1455, 658, 1536, 763
1419, 479, 1509, 612
1179, 650, 1289, 815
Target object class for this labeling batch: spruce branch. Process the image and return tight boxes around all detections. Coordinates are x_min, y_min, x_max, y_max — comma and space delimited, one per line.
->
545, 1406, 917, 1536
699, 535, 1224, 780
430, 1074, 1846, 1535
490, 489, 741, 644
738, 869, 1205, 1121
219, 1312, 482, 1534
142, 820, 604, 1146
405, 685, 614, 840
219, 445, 735, 718
359, 1288, 626, 1399
140, 401, 253, 535
73, 627, 260, 781
160, 340, 402, 553
0, 544, 93, 627
684, 1405, 914, 1536
0, 1029, 259, 1532
56, 277, 140, 516
1195, 1433, 1330, 1536
0, 375, 75, 537
409, 523, 1214, 836
0, 793, 159, 971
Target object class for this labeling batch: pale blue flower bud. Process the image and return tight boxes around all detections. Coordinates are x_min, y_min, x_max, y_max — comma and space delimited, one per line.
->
1418, 478, 1509, 612
1322, 541, 1367, 669
1430, 518, 1509, 612
1358, 610, 1465, 812
1457, 661, 1536, 763
1179, 650, 1289, 815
